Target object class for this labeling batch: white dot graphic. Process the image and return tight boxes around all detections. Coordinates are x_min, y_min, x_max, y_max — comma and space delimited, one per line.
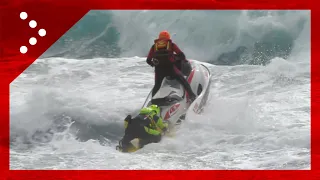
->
29, 37, 37, 45
29, 20, 37, 28
20, 46, 28, 54
20, 12, 28, 20
38, 29, 46, 37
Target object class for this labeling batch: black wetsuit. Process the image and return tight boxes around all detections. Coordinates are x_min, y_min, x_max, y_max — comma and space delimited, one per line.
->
119, 115, 162, 151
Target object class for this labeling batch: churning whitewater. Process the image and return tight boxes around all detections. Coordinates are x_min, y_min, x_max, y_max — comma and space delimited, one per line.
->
10, 10, 310, 169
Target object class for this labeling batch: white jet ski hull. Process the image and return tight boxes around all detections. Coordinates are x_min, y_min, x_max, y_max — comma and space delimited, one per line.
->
142, 60, 212, 129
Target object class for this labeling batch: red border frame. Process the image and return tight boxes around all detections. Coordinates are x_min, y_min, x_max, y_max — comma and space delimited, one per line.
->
1, 0, 317, 179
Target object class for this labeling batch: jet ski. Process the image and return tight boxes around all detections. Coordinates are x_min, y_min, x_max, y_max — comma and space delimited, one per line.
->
116, 60, 211, 153
142, 59, 212, 130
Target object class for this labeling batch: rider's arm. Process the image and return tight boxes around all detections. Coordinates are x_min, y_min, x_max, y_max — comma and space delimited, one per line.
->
124, 115, 132, 129
154, 116, 168, 132
144, 126, 161, 136
172, 43, 186, 61
146, 45, 155, 66
143, 126, 162, 143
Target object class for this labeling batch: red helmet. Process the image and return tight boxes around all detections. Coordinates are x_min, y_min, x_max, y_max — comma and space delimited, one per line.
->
158, 30, 171, 39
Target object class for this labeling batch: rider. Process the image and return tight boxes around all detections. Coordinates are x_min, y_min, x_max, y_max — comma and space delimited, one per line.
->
117, 104, 169, 152
146, 30, 197, 102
